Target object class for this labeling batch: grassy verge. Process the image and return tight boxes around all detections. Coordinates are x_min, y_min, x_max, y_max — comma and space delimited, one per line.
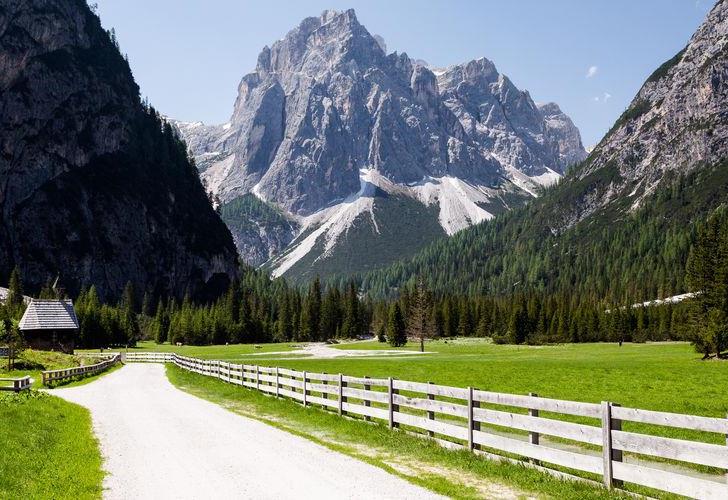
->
166, 363, 631, 500
0, 391, 103, 499
1, 350, 123, 389
0, 349, 115, 389
44, 362, 123, 389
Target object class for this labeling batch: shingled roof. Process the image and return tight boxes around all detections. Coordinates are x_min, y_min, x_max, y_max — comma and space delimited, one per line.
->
19, 299, 79, 331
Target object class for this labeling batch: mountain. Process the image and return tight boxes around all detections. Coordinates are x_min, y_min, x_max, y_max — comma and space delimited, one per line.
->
174, 9, 586, 277
0, 0, 238, 300
356, 0, 728, 302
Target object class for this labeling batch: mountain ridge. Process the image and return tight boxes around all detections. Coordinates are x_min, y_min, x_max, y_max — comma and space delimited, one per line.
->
174, 9, 586, 274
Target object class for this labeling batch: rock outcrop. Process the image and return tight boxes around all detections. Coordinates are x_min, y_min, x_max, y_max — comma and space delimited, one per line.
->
554, 0, 728, 229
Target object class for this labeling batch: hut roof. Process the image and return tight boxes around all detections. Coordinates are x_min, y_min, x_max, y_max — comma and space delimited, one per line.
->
19, 299, 79, 331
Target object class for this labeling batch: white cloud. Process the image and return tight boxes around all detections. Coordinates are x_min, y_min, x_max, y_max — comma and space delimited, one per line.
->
586, 65, 598, 78
593, 96, 600, 102
603, 92, 612, 101
593, 92, 612, 103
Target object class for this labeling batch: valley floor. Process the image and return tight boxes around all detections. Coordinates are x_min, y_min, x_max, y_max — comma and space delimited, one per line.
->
52, 363, 444, 500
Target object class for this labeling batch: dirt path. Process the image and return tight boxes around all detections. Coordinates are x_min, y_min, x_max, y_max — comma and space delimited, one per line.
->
249, 342, 432, 359
53, 364, 443, 500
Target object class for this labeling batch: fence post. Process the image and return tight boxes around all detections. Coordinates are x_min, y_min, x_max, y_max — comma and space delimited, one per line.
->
322, 373, 328, 400
601, 401, 623, 489
388, 377, 394, 429
427, 381, 435, 437
392, 378, 399, 428
302, 371, 308, 407
275, 367, 280, 398
364, 376, 371, 422
255, 365, 260, 391
612, 403, 623, 487
528, 392, 540, 465
338, 373, 344, 416
467, 387, 475, 451
528, 392, 540, 445
472, 388, 480, 450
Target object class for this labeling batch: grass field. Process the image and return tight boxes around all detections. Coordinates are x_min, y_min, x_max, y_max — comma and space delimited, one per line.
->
0, 391, 103, 499
167, 363, 628, 500
242, 340, 727, 425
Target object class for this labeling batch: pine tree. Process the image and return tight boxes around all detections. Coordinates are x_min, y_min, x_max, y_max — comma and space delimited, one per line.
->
686, 211, 728, 357
320, 286, 342, 339
408, 277, 433, 352
301, 277, 322, 341
341, 282, 361, 339
154, 299, 169, 344
387, 303, 407, 347
120, 281, 140, 346
6, 266, 24, 317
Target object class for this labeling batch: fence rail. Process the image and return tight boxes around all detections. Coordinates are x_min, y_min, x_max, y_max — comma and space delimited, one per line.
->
41, 354, 121, 386
123, 352, 174, 363
125, 352, 728, 499
0, 376, 32, 392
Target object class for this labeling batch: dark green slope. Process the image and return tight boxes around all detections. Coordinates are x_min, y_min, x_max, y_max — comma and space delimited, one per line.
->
280, 193, 446, 284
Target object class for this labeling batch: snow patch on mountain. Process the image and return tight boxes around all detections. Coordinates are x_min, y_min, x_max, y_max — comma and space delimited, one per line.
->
270, 169, 380, 278
269, 168, 507, 276
411, 177, 494, 235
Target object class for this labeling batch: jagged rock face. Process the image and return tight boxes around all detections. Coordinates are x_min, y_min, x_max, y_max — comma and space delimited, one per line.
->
437, 59, 586, 180
559, 0, 728, 228
175, 9, 586, 276
537, 102, 588, 170
0, 0, 238, 300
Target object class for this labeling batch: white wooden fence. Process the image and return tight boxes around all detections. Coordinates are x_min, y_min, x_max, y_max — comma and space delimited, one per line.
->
0, 375, 32, 392
122, 352, 174, 363
125, 352, 728, 499
41, 354, 122, 386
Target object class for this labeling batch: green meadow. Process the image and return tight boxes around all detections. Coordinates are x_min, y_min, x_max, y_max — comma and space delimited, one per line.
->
0, 391, 103, 499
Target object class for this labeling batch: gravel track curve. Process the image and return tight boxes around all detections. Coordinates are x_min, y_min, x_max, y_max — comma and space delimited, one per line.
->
53, 363, 443, 500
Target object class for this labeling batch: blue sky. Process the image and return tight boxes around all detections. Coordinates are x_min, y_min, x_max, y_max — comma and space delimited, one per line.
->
93, 0, 713, 147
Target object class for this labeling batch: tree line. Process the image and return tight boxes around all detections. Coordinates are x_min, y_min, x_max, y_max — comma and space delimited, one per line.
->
1, 202, 725, 358
0, 262, 702, 352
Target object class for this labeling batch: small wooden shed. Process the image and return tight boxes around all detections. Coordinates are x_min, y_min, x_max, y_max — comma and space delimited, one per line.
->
19, 299, 79, 354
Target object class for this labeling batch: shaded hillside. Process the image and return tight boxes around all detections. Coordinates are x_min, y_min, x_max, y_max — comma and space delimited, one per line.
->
0, 0, 238, 300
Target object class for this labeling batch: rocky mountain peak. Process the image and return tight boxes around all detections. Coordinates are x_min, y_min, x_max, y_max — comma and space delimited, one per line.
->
174, 8, 586, 277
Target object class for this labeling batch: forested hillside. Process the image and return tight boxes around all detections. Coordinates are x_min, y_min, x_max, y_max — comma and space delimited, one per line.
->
354, 161, 727, 303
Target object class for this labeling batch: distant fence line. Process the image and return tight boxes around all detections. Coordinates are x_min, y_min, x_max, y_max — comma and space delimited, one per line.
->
123, 352, 728, 499
41, 354, 121, 386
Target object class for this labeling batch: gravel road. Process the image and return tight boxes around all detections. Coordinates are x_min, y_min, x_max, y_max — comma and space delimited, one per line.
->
53, 364, 443, 500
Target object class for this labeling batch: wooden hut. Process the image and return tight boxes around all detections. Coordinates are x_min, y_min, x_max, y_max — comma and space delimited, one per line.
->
18, 299, 79, 354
